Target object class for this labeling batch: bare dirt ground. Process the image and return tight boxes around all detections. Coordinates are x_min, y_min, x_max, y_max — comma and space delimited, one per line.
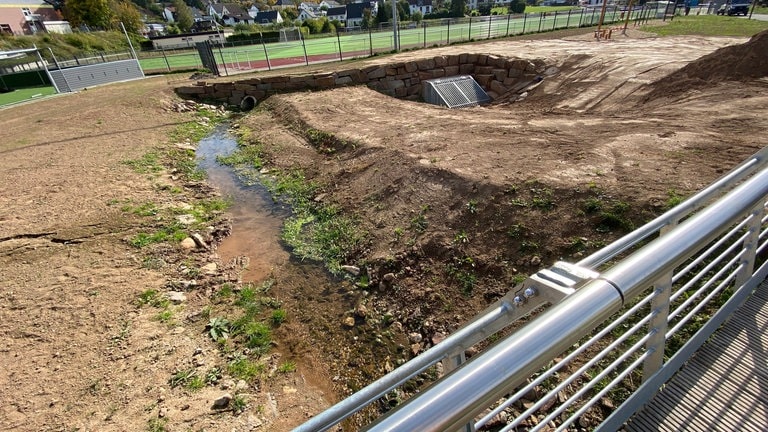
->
1, 28, 767, 431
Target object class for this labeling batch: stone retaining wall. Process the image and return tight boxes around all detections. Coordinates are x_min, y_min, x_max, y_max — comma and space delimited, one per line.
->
175, 53, 548, 108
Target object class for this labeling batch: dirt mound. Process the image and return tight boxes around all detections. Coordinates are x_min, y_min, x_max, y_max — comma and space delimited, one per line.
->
643, 30, 768, 102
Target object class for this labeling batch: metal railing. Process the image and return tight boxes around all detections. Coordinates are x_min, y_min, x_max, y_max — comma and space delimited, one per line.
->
294, 146, 768, 432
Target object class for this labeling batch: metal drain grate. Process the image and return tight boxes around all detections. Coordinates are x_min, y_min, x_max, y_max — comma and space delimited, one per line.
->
423, 75, 490, 108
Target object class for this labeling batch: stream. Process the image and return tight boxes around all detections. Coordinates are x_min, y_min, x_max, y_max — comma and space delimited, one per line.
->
195, 126, 291, 281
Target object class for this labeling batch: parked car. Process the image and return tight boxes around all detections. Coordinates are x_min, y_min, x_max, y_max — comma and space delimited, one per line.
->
717, 1, 750, 15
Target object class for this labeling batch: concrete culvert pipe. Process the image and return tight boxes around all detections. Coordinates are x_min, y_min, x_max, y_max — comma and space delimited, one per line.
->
240, 96, 257, 111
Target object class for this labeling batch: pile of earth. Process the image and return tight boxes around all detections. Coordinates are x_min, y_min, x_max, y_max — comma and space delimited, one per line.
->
643, 29, 768, 101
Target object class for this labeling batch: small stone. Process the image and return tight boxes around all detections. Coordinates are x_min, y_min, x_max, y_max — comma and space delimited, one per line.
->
530, 256, 541, 266
432, 332, 446, 345
248, 415, 263, 428
220, 379, 235, 390
410, 343, 421, 355
180, 237, 196, 249
212, 393, 232, 409
191, 233, 209, 250
382, 273, 396, 283
176, 214, 197, 225
343, 316, 355, 327
235, 380, 249, 391
193, 347, 203, 356
180, 404, 190, 411
166, 291, 187, 303
283, 386, 297, 394
340, 265, 360, 276
409, 332, 423, 343
391, 321, 403, 332
355, 304, 368, 317
201, 263, 217, 275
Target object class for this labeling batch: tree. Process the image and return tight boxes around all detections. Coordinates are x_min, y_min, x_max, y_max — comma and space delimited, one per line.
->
449, 0, 466, 17
281, 7, 299, 21
507, 0, 525, 14
172, 0, 193, 32
64, 0, 113, 28
361, 8, 373, 29
112, 0, 143, 34
397, 0, 410, 20
412, 10, 423, 24
477, 1, 492, 15
376, 2, 389, 24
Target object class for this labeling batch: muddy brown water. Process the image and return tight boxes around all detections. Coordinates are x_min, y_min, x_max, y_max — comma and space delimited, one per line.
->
195, 126, 291, 281
196, 126, 350, 414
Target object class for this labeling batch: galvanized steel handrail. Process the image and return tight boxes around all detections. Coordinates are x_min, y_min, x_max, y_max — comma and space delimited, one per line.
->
577, 146, 768, 269
295, 148, 768, 432
363, 162, 768, 431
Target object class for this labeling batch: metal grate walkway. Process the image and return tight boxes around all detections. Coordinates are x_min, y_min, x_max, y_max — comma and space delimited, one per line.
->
627, 280, 768, 432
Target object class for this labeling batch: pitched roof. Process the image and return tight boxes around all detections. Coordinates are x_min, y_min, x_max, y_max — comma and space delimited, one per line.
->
221, 3, 248, 16
326, 6, 345, 15
255, 10, 280, 21
345, 2, 371, 19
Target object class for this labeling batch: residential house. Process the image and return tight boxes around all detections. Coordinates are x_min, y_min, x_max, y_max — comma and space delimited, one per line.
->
248, 5, 260, 18
299, 2, 320, 13
163, 6, 175, 23
325, 5, 346, 21
150, 29, 232, 50
298, 8, 318, 21
209, 3, 255, 25
273, 0, 294, 10
254, 10, 284, 25
319, 0, 342, 9
0, 0, 60, 35
344, 1, 376, 28
407, 0, 432, 15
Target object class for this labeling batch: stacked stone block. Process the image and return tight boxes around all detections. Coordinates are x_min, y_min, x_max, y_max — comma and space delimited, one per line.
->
175, 53, 545, 107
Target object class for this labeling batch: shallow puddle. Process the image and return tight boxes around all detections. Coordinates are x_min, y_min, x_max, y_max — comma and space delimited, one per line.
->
195, 126, 290, 281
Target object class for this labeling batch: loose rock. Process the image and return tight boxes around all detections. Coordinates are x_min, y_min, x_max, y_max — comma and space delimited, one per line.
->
341, 265, 360, 276
166, 291, 187, 303
212, 393, 232, 409
180, 237, 196, 249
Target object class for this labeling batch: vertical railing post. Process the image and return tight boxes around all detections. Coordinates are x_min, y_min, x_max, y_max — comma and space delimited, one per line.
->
522, 13, 527, 34
487, 15, 492, 39
369, 26, 373, 56
443, 349, 475, 432
538, 12, 544, 32
567, 9, 572, 28
506, 13, 511, 36
734, 203, 765, 289
468, 16, 472, 40
641, 220, 678, 381
337, 31, 343, 61
424, 22, 427, 47
447, 19, 451, 44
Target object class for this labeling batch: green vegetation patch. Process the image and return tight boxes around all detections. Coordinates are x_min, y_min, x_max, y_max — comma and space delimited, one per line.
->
219, 130, 366, 275
641, 15, 768, 38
